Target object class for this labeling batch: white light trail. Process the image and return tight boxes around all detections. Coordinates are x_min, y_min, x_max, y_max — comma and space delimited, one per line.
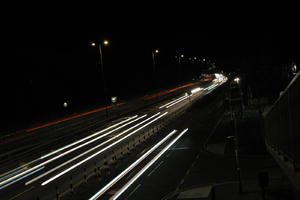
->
204, 84, 218, 91
165, 95, 190, 108
26, 113, 160, 185
110, 128, 189, 200
41, 115, 139, 159
190, 87, 202, 94
159, 95, 187, 109
1, 115, 146, 188
0, 167, 44, 191
41, 112, 168, 186
88, 130, 177, 200
0, 157, 43, 185
0, 168, 27, 183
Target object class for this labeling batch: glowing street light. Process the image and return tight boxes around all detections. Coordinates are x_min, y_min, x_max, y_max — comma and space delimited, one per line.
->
152, 49, 160, 70
91, 40, 110, 118
292, 64, 297, 73
234, 77, 240, 84
103, 40, 109, 45
152, 49, 160, 88
63, 102, 68, 108
111, 96, 117, 104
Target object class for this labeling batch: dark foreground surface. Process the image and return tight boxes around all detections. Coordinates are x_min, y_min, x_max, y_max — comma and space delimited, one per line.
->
169, 107, 295, 200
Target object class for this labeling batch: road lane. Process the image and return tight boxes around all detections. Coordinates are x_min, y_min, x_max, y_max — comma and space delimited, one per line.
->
0, 78, 227, 200
109, 128, 188, 200
25, 114, 161, 185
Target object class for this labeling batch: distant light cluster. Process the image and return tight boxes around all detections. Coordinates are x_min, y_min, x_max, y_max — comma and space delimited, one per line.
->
214, 73, 227, 83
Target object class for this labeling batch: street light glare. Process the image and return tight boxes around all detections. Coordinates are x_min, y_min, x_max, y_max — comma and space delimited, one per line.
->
91, 42, 96, 46
293, 64, 297, 72
181, 54, 184, 58
63, 102, 68, 108
234, 77, 240, 83
155, 49, 159, 53
103, 40, 109, 45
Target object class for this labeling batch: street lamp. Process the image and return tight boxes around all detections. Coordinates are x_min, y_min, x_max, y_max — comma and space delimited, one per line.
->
234, 77, 240, 84
103, 40, 109, 45
176, 54, 184, 64
175, 54, 185, 82
152, 49, 159, 73
91, 40, 110, 118
63, 102, 68, 108
152, 49, 159, 88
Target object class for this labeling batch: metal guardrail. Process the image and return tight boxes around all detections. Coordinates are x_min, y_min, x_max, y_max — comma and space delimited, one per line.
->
264, 71, 300, 170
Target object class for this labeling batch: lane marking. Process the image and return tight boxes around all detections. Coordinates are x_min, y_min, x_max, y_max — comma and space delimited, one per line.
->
88, 129, 177, 200
138, 148, 148, 156
8, 186, 35, 200
168, 147, 190, 150
41, 112, 168, 186
179, 178, 185, 186
127, 183, 141, 198
185, 169, 190, 175
147, 161, 164, 177
109, 128, 189, 200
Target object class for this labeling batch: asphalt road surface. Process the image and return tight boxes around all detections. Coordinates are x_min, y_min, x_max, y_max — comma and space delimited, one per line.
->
0, 77, 228, 200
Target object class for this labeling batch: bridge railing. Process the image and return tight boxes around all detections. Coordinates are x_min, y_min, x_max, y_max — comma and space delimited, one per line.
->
264, 71, 300, 170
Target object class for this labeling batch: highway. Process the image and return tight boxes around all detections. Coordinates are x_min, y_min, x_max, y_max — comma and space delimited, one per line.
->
0, 75, 227, 200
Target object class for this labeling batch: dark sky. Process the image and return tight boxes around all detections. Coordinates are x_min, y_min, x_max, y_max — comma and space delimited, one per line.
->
1, 2, 299, 133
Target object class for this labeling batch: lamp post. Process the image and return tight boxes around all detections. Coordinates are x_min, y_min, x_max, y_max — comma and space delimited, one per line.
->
152, 49, 159, 73
179, 54, 184, 64
178, 54, 184, 82
91, 40, 109, 119
152, 49, 159, 89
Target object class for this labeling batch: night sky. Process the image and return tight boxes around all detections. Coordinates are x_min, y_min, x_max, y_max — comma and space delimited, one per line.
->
1, 27, 299, 132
